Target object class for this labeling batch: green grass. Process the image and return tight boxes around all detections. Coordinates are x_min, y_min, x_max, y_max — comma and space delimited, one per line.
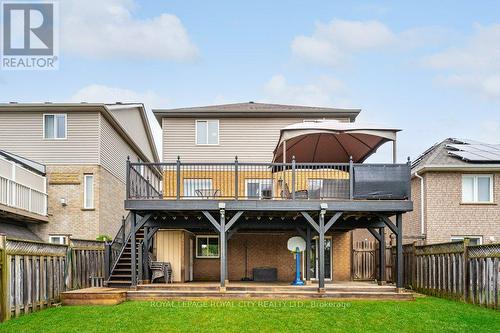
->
1, 297, 499, 333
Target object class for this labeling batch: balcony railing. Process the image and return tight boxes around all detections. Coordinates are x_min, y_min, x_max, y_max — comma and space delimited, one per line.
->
127, 158, 411, 201
0, 176, 48, 216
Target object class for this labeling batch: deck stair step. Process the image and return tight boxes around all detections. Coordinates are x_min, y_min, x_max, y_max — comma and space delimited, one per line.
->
127, 289, 414, 300
106, 225, 146, 288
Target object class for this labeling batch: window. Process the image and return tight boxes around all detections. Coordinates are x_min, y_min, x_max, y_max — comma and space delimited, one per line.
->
196, 120, 219, 145
246, 179, 272, 198
307, 179, 349, 199
83, 174, 94, 209
462, 175, 493, 203
196, 235, 219, 258
44, 114, 66, 139
183, 179, 213, 198
307, 179, 323, 199
451, 236, 482, 245
49, 235, 68, 245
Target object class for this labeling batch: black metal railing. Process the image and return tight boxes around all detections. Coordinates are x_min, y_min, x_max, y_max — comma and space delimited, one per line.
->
126, 157, 411, 201
104, 213, 134, 280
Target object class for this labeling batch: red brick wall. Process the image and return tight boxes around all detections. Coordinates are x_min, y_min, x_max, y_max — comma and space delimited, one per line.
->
193, 231, 352, 282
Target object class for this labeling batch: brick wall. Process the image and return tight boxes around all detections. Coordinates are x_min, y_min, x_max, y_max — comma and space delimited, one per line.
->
98, 167, 127, 238
193, 230, 352, 282
404, 171, 500, 245
403, 177, 423, 244
29, 165, 125, 241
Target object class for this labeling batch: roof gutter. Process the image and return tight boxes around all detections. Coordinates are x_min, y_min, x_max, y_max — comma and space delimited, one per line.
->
412, 164, 500, 177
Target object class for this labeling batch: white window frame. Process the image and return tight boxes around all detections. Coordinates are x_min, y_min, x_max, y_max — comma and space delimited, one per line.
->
195, 235, 220, 258
83, 174, 94, 209
451, 236, 483, 245
461, 174, 493, 203
245, 179, 273, 198
195, 120, 219, 145
49, 235, 68, 245
183, 178, 213, 198
43, 113, 67, 139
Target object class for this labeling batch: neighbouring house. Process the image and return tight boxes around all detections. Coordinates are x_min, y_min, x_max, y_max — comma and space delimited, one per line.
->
0, 103, 160, 243
0, 150, 47, 241
404, 138, 500, 245
106, 102, 412, 291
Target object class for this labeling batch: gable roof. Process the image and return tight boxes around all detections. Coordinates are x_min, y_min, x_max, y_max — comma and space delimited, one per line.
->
412, 138, 500, 174
153, 102, 360, 124
0, 103, 159, 163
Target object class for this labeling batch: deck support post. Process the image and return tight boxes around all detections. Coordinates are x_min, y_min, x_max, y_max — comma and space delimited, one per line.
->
318, 210, 325, 293
378, 227, 386, 285
305, 226, 311, 284
395, 213, 403, 292
131, 212, 137, 287
219, 206, 226, 291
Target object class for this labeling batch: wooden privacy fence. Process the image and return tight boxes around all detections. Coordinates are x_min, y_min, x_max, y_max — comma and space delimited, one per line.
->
0, 235, 105, 321
398, 240, 500, 310
352, 240, 377, 280
351, 241, 394, 283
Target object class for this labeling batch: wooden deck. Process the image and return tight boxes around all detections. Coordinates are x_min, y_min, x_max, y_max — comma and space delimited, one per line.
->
62, 281, 414, 305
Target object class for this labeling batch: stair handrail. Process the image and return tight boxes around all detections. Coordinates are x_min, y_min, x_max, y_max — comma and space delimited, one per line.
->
106, 212, 137, 282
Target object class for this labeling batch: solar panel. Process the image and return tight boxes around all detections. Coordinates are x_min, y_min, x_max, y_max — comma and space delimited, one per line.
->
446, 139, 500, 162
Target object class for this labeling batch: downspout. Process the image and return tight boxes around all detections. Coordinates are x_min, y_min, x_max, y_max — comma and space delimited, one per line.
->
414, 172, 425, 235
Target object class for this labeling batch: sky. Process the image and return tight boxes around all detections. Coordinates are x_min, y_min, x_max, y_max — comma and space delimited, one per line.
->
1, 0, 499, 162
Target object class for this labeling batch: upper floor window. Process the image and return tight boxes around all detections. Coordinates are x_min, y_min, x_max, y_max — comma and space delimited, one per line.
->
84, 174, 94, 209
183, 178, 214, 198
246, 179, 272, 199
44, 114, 66, 139
196, 120, 219, 145
462, 174, 493, 203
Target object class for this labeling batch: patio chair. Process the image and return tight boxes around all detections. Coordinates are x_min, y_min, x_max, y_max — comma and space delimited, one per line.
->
279, 180, 308, 199
194, 188, 221, 199
150, 254, 173, 283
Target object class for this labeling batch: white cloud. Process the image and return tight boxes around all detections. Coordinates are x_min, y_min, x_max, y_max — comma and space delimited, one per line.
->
292, 19, 447, 67
263, 74, 349, 107
62, 0, 197, 60
424, 24, 500, 98
292, 20, 395, 66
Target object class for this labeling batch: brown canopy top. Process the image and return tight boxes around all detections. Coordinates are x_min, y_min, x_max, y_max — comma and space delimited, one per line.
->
273, 120, 400, 163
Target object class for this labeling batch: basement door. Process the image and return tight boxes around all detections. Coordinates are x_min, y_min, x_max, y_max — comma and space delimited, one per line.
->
310, 237, 332, 280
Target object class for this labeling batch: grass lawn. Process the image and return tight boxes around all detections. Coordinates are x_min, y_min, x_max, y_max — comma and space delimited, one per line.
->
0, 297, 499, 333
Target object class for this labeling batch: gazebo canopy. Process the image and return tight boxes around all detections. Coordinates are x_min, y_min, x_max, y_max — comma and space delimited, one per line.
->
273, 120, 400, 163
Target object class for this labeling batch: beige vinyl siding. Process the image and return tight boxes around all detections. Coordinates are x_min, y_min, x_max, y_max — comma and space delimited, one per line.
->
99, 115, 140, 183
108, 107, 155, 162
154, 230, 184, 282
162, 117, 349, 162
0, 111, 100, 164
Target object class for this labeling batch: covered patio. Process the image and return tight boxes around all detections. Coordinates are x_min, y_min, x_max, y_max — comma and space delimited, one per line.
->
107, 120, 412, 294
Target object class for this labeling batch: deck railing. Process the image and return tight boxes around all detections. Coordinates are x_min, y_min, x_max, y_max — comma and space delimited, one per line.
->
0, 176, 47, 216
127, 158, 411, 201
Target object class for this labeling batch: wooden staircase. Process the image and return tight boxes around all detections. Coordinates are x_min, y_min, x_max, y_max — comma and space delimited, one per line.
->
107, 228, 144, 288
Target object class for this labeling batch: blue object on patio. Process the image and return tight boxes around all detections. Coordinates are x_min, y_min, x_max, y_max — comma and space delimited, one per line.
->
292, 247, 304, 286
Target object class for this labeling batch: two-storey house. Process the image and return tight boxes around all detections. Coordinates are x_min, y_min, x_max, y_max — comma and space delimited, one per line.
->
404, 138, 500, 245
0, 103, 160, 243
106, 102, 412, 293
